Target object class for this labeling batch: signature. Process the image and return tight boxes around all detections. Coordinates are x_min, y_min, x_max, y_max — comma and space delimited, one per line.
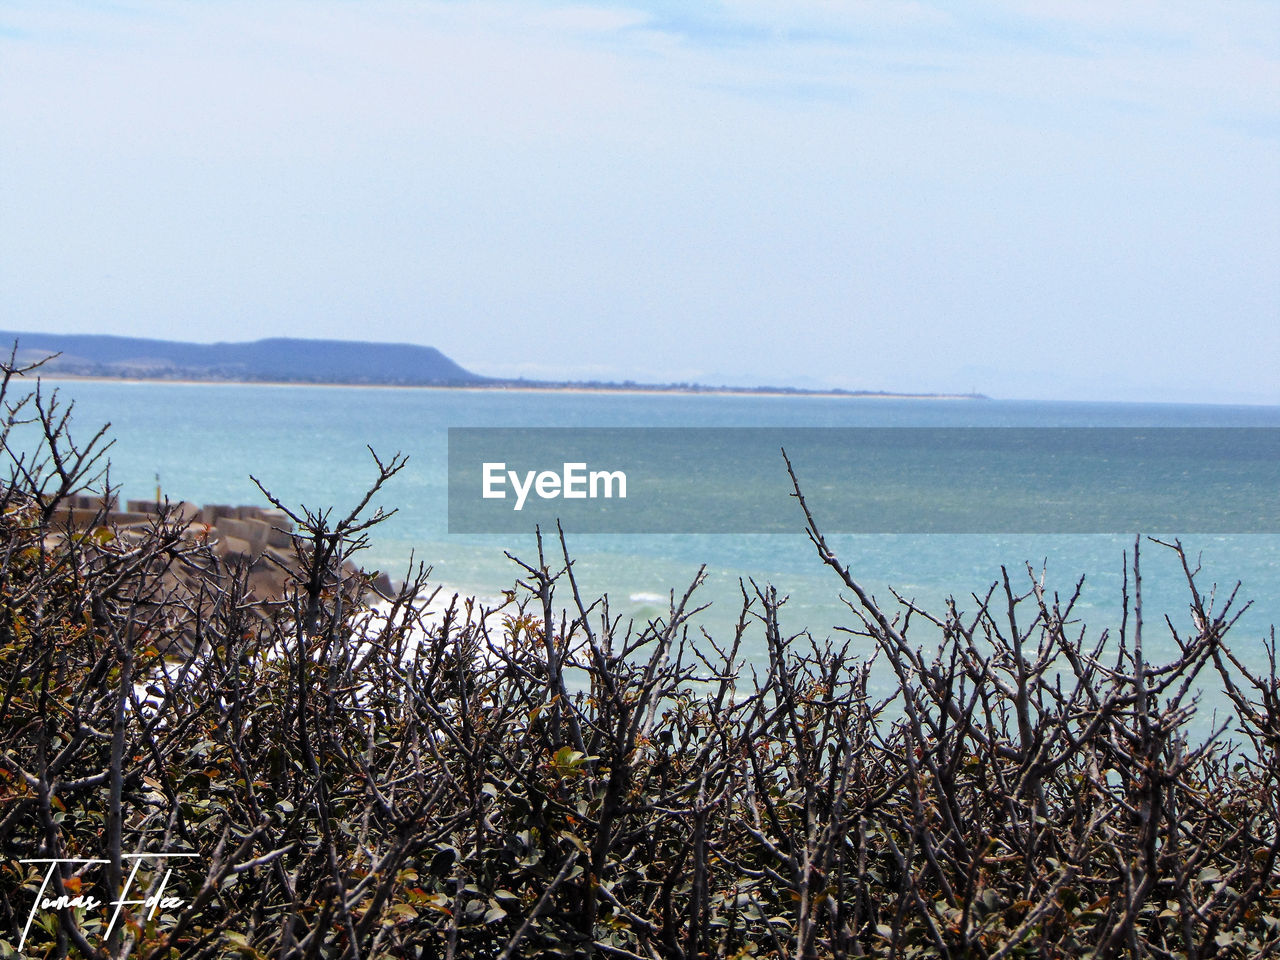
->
19, 853, 197, 951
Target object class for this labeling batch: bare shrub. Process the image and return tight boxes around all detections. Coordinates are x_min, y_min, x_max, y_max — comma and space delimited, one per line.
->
1, 355, 1277, 959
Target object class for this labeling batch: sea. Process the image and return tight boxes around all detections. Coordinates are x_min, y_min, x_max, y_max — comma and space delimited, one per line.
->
18, 379, 1280, 733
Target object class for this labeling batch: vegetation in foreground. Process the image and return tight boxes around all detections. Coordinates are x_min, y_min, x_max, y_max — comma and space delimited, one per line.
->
1, 354, 1278, 959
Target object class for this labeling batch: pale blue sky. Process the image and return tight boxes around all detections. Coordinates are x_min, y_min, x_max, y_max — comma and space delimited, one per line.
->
2, 1, 1277, 401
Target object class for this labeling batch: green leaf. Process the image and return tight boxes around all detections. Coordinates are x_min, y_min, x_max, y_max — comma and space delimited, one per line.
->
223, 930, 253, 953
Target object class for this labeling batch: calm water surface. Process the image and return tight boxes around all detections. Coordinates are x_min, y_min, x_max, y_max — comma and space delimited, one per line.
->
19, 380, 1280, 725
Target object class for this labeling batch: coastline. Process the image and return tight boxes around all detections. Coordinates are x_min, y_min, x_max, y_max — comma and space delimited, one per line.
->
30, 371, 986, 401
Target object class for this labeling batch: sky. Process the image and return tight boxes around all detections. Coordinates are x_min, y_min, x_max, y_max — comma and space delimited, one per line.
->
1, 1, 1277, 403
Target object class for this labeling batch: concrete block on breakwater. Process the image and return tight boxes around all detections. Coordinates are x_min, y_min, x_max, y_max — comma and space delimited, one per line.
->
50, 494, 374, 606
217, 516, 271, 548
68, 493, 119, 512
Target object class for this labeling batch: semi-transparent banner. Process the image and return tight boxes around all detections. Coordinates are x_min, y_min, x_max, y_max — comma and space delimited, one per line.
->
447, 427, 1280, 534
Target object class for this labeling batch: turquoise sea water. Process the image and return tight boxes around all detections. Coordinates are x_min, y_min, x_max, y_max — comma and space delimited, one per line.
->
17, 380, 1280, 722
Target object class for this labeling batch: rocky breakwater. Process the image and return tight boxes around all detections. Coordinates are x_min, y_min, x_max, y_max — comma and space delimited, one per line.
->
49, 493, 396, 650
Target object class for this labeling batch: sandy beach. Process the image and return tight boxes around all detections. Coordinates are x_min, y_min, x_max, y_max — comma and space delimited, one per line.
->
31, 371, 985, 401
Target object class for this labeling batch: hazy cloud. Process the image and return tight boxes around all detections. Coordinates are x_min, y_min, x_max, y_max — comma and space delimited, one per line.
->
1, 0, 1276, 402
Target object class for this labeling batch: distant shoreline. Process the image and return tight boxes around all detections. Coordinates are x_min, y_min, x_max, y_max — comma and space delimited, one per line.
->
31, 372, 988, 401
8, 330, 988, 400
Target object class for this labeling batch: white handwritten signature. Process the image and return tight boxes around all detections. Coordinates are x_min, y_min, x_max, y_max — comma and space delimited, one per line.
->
18, 853, 197, 951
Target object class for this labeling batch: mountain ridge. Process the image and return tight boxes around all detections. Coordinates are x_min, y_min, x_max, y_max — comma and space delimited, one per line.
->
3, 331, 485, 386
3, 330, 987, 399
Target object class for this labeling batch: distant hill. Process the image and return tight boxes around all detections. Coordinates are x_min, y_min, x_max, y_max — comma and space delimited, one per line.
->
2, 330, 987, 399
1, 331, 486, 386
